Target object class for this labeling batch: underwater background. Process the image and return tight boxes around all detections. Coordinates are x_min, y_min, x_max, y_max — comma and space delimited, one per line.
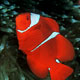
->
0, 0, 80, 80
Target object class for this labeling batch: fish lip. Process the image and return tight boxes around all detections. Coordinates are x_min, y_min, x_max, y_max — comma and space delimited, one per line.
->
17, 13, 40, 33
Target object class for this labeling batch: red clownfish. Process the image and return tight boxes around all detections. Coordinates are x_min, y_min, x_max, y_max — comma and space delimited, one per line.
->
16, 13, 75, 80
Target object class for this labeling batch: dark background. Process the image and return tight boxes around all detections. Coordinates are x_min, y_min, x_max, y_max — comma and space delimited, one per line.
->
0, 0, 80, 80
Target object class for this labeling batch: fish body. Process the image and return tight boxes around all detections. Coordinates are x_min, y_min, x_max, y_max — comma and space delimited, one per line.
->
16, 13, 75, 80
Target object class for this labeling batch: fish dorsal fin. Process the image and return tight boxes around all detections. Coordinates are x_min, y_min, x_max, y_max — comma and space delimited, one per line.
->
17, 13, 40, 33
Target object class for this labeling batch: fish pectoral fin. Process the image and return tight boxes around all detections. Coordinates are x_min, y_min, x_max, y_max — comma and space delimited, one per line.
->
49, 63, 73, 80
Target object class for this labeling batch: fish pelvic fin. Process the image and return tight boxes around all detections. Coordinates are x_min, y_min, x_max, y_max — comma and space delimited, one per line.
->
49, 63, 73, 80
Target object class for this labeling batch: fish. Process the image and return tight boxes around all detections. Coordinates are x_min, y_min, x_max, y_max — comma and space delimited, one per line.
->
16, 12, 75, 80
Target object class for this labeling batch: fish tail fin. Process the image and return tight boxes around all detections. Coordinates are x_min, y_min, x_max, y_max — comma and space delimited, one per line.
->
49, 63, 73, 80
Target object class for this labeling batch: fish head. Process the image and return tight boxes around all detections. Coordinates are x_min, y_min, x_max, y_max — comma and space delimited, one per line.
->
16, 12, 31, 32
16, 12, 40, 40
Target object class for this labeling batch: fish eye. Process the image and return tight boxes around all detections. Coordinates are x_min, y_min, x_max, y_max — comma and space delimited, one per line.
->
27, 16, 29, 20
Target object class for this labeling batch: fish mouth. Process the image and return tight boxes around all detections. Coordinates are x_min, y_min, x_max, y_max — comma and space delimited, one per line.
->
17, 13, 40, 33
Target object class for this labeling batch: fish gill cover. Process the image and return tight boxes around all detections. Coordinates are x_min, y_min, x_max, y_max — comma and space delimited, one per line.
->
0, 0, 80, 80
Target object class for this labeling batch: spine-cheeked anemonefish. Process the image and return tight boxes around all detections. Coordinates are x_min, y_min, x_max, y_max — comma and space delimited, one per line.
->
16, 12, 75, 80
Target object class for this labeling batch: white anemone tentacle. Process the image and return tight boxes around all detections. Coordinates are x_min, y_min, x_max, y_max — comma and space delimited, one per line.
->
56, 59, 60, 63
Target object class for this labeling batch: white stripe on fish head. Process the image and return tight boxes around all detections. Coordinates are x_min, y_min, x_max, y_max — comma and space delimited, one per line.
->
17, 13, 40, 33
